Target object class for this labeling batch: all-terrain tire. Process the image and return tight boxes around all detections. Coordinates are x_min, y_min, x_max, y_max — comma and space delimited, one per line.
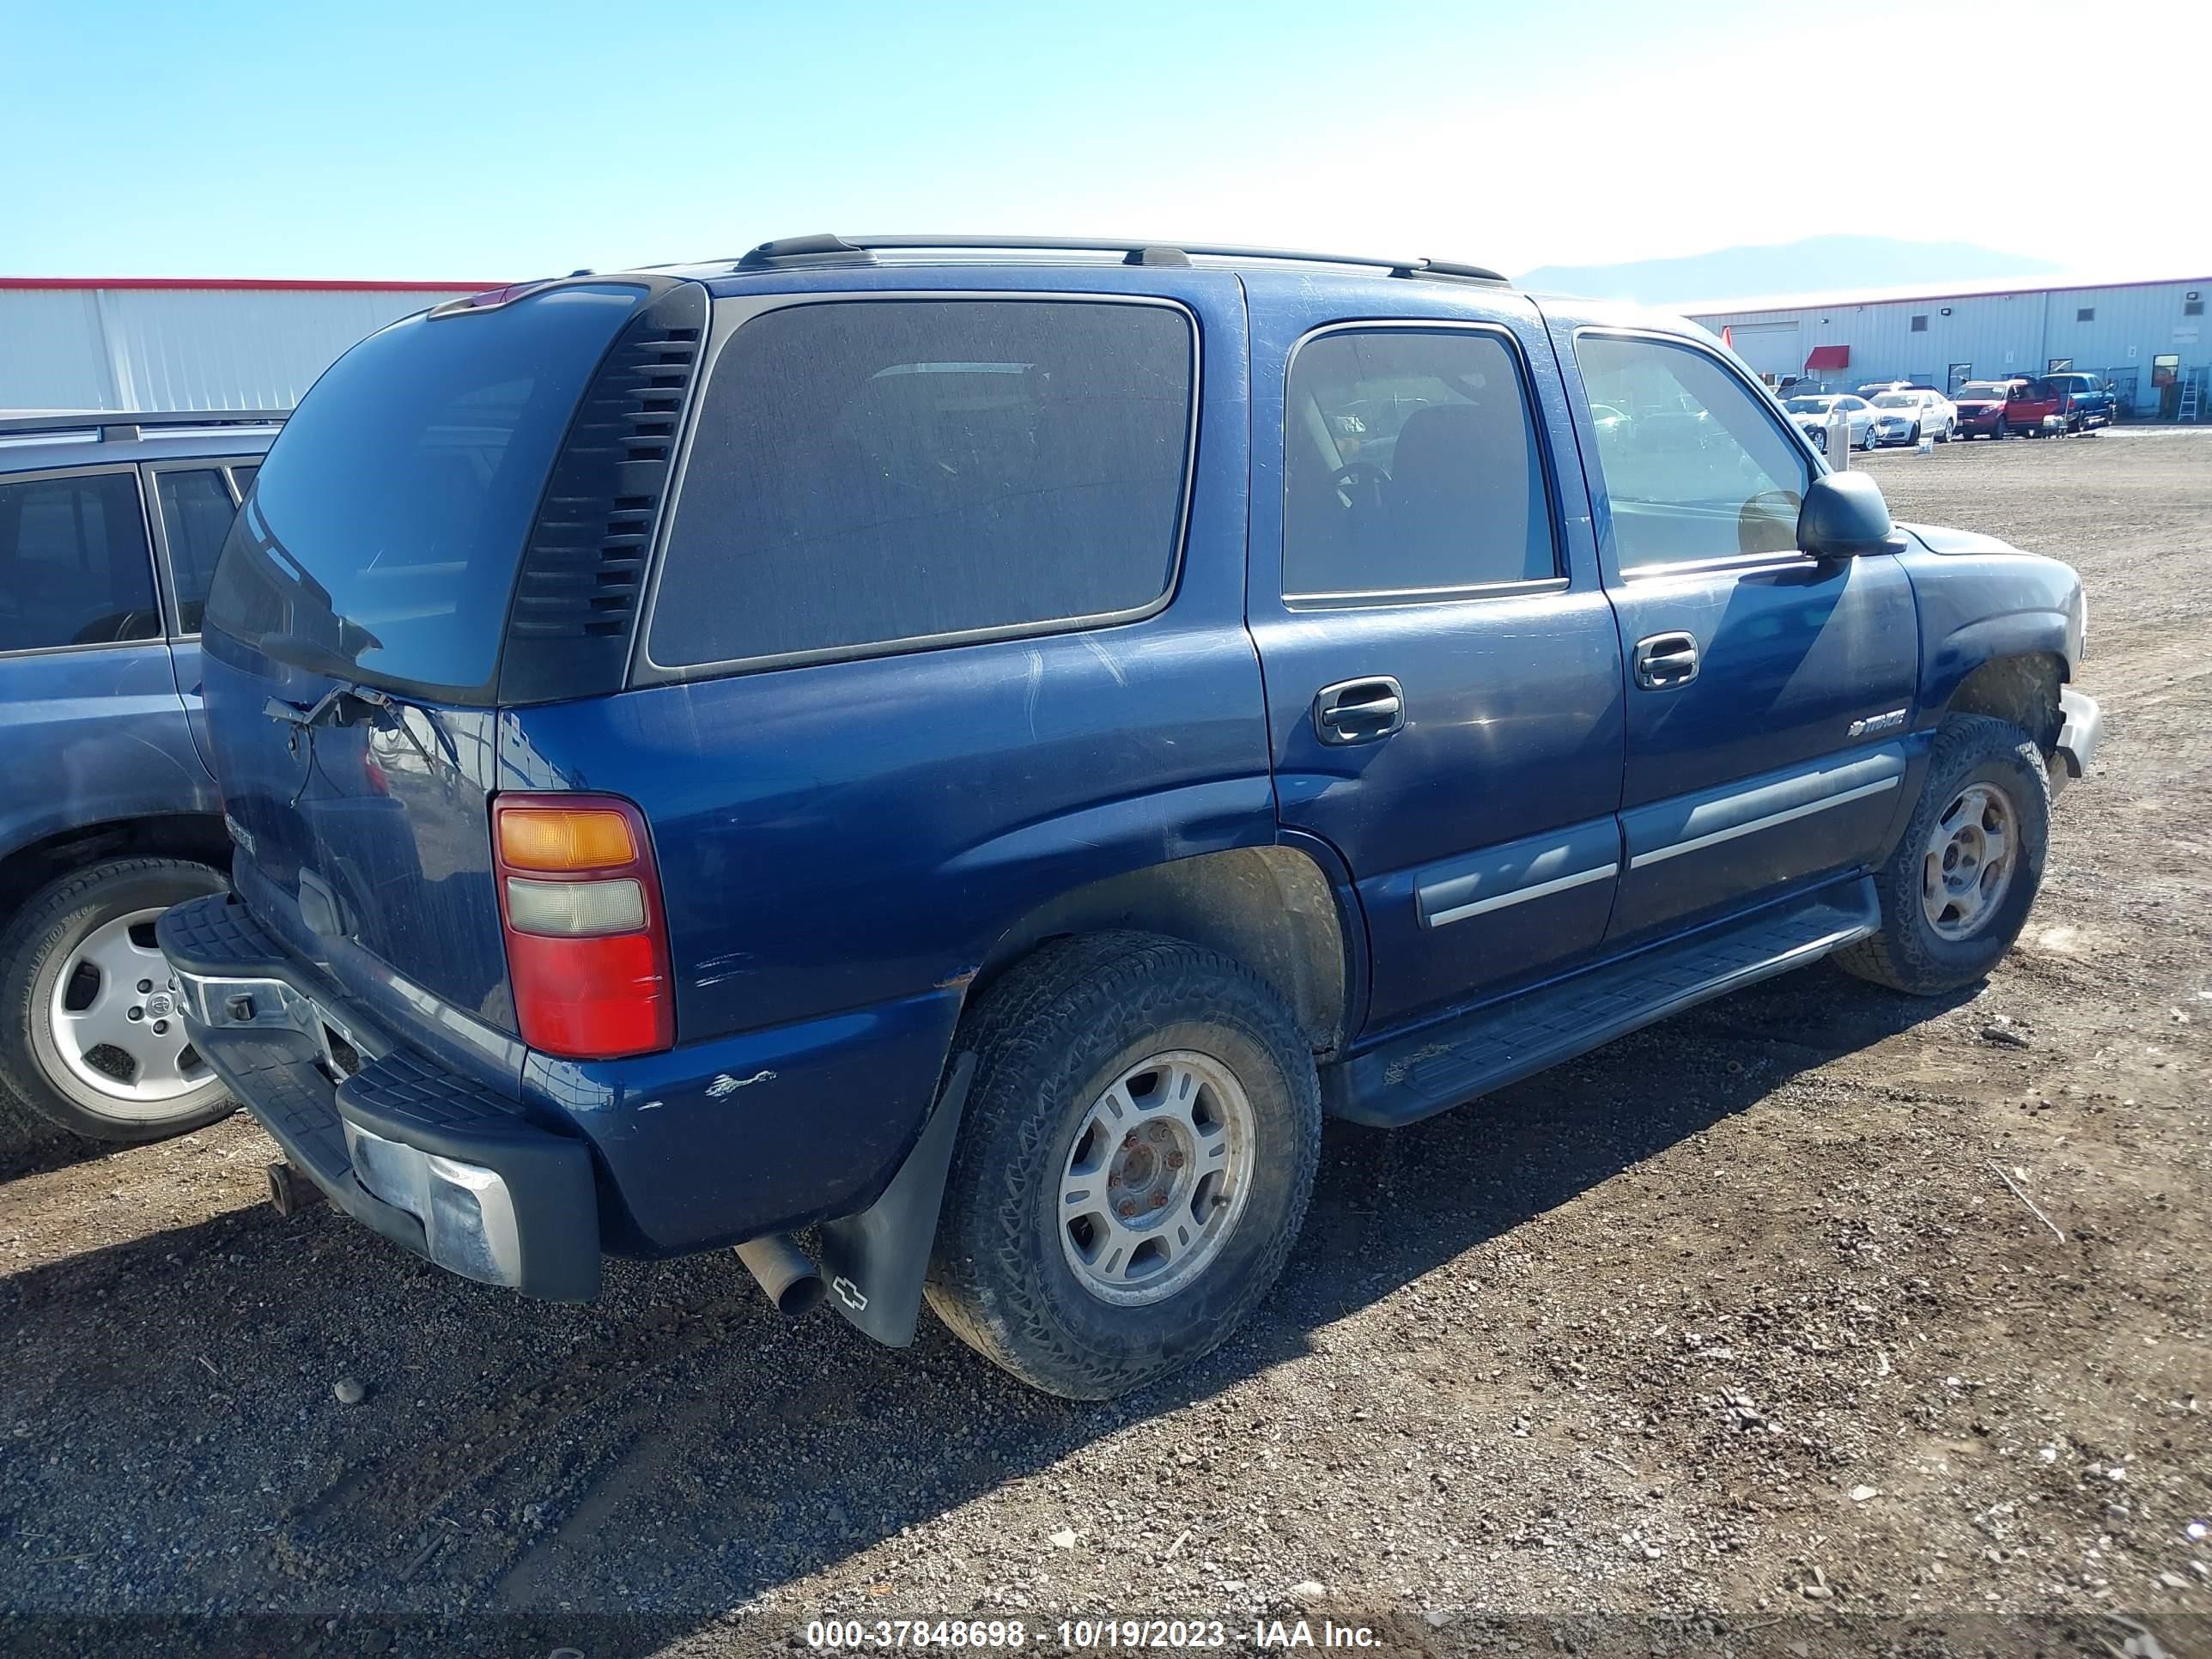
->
1837, 716, 2051, 996
0, 858, 234, 1143
924, 932, 1322, 1400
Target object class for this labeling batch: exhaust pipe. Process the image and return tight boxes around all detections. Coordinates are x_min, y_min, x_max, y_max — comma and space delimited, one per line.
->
734, 1234, 825, 1316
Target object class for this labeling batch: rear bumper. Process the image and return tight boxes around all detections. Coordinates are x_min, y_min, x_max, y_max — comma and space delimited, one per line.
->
2051, 686, 2103, 797
157, 894, 601, 1300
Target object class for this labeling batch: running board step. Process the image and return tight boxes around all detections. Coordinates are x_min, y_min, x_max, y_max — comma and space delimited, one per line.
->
1323, 877, 1881, 1127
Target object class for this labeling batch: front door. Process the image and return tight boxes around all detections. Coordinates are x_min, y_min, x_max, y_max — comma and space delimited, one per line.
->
1243, 273, 1625, 1035
1545, 319, 1919, 944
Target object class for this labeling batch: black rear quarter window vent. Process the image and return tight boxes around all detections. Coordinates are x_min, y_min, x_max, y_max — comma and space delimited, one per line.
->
499, 281, 709, 702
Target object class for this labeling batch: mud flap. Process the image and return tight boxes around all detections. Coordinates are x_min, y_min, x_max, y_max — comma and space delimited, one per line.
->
817, 1053, 976, 1347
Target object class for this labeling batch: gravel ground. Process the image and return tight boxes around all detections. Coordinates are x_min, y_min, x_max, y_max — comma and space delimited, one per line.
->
2, 429, 2206, 1658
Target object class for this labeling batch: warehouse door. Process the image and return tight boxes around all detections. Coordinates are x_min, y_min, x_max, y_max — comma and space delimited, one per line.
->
1726, 321, 1802, 382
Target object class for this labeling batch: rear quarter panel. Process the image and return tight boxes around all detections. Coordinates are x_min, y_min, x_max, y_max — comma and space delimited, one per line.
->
500, 264, 1274, 1254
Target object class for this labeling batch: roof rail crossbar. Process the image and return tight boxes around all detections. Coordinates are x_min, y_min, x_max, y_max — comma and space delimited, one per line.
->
732, 234, 1503, 283
0, 408, 289, 442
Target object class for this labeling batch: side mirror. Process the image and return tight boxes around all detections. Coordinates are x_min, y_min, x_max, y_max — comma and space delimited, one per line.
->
1798, 470, 1895, 560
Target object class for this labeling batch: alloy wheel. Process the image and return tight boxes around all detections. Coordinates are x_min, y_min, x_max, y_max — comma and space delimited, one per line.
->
47, 908, 210, 1115
1057, 1049, 1257, 1306
1921, 782, 2019, 941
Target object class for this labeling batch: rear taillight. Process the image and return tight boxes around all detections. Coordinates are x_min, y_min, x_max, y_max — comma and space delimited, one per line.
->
491, 793, 673, 1060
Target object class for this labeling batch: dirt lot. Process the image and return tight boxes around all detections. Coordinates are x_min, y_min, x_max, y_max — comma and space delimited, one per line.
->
3, 430, 2206, 1658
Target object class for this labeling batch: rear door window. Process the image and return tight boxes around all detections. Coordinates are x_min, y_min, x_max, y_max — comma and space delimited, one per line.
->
1283, 327, 1557, 599
0, 471, 160, 652
647, 298, 1195, 671
154, 466, 240, 633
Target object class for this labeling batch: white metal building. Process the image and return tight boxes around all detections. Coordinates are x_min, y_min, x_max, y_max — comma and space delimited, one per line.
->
0, 276, 498, 413
1690, 275, 2211, 418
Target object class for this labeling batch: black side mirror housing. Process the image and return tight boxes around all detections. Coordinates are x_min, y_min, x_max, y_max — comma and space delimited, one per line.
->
1797, 470, 1896, 561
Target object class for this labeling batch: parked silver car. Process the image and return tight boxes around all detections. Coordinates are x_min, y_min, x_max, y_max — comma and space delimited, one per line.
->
1783, 392, 1876, 450
1868, 389, 1957, 446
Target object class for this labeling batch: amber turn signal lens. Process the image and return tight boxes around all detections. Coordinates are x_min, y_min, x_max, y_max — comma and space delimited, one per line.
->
496, 807, 637, 872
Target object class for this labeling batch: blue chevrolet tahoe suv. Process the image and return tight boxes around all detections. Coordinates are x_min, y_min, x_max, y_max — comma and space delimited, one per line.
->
0, 411, 276, 1144
156, 236, 2101, 1399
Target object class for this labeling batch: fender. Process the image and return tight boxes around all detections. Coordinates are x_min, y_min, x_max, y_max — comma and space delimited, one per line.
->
1891, 531, 2085, 714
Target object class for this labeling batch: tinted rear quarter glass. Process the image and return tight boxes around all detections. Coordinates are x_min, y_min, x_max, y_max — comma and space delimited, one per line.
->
0, 471, 159, 652
156, 467, 240, 633
648, 299, 1194, 671
204, 284, 642, 697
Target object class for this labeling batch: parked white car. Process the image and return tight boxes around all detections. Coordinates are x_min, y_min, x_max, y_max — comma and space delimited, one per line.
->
1867, 388, 1957, 446
1782, 392, 1876, 451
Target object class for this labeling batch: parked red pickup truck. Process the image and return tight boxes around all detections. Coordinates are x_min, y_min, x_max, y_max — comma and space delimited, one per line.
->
1954, 379, 2065, 440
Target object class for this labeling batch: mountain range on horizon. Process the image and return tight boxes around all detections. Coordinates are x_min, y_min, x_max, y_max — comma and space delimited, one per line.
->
1516, 234, 2065, 307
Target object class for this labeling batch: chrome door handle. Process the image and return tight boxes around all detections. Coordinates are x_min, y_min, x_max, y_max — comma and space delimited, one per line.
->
1313, 676, 1406, 744
1632, 632, 1699, 690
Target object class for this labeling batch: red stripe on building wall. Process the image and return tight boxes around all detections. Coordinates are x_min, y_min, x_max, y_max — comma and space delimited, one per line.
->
0, 276, 508, 293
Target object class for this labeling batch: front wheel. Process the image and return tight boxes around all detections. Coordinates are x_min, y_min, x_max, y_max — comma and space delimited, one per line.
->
1837, 715, 2051, 995
0, 858, 234, 1142
1994, 417, 2010, 440
926, 932, 1322, 1399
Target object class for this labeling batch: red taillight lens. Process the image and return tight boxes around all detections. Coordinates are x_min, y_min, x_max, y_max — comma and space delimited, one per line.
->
491, 793, 673, 1060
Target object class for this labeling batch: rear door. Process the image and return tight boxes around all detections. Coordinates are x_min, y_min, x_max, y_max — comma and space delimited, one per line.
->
0, 464, 216, 847
1243, 272, 1625, 1033
198, 280, 671, 1074
1545, 317, 1919, 944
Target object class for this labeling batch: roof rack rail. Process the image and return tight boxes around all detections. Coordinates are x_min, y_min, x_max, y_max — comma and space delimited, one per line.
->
0, 408, 289, 443
734, 234, 1505, 284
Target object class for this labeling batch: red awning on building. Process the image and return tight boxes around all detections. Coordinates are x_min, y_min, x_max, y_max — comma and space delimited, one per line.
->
1804, 344, 1850, 371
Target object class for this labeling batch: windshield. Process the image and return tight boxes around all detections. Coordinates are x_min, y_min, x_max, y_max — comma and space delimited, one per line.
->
1956, 383, 2008, 399
204, 283, 643, 701
1872, 393, 1918, 408
1784, 397, 1835, 413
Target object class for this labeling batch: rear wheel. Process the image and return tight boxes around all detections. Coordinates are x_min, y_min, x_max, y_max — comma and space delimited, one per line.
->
0, 859, 234, 1143
926, 932, 1321, 1399
1838, 716, 2051, 995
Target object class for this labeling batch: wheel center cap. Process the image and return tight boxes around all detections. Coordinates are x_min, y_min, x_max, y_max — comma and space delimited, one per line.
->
143, 991, 176, 1019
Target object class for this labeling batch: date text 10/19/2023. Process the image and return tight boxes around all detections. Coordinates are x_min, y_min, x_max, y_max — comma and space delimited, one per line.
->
804, 1617, 1386, 1650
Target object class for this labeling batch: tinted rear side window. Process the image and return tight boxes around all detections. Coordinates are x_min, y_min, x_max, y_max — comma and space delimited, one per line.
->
1285, 328, 1556, 598
204, 284, 642, 698
0, 471, 159, 652
155, 467, 239, 633
649, 299, 1194, 670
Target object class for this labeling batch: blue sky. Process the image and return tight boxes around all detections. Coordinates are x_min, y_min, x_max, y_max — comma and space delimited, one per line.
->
3, 1, 2207, 282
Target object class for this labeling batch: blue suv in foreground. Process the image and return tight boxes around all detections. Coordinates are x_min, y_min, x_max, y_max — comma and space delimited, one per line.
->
0, 411, 276, 1144
157, 236, 2100, 1398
